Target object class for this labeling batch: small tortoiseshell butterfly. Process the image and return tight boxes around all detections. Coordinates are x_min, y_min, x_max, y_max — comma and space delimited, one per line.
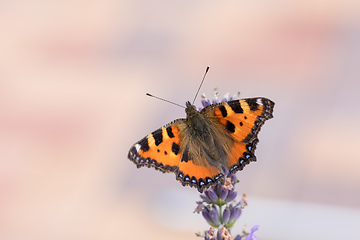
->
128, 73, 274, 192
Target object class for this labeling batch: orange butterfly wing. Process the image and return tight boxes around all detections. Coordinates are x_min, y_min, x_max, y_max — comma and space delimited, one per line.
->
128, 119, 223, 192
128, 120, 184, 173
176, 145, 223, 192
201, 97, 274, 173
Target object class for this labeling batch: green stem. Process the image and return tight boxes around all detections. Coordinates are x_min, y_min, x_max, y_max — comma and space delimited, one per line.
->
219, 204, 223, 225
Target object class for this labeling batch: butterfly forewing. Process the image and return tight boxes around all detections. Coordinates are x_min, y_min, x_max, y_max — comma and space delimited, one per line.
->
128, 120, 185, 173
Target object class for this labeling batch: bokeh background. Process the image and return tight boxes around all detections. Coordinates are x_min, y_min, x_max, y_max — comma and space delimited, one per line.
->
0, 0, 359, 239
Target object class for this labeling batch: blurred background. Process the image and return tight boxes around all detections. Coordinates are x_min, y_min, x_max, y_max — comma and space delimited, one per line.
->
0, 0, 359, 239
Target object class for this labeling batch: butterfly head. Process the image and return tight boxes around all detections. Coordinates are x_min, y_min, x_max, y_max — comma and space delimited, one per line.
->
185, 101, 199, 118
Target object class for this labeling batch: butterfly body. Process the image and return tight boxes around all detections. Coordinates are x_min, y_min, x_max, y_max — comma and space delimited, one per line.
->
128, 97, 274, 192
183, 101, 233, 169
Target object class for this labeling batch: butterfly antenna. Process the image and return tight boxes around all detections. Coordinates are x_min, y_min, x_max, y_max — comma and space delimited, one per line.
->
146, 93, 185, 108
192, 66, 210, 105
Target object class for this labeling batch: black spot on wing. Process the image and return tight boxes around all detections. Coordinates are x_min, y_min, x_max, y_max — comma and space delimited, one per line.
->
226, 120, 236, 133
245, 98, 259, 111
172, 142, 180, 155
151, 129, 163, 146
228, 100, 243, 113
219, 105, 228, 117
166, 126, 175, 138
139, 137, 150, 152
181, 147, 190, 162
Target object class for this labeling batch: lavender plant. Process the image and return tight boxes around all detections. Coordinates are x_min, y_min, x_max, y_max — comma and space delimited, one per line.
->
194, 168, 258, 240
194, 90, 259, 240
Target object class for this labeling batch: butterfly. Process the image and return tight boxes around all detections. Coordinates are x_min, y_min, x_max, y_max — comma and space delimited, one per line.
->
128, 93, 274, 192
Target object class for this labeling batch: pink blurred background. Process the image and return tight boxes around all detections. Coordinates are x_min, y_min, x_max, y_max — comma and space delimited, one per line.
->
0, 1, 359, 239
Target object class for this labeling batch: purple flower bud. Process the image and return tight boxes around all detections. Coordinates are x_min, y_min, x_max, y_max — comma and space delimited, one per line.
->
234, 235, 242, 240
202, 206, 220, 227
225, 190, 237, 202
222, 208, 231, 225
214, 183, 223, 196
201, 99, 211, 107
205, 189, 219, 202
216, 229, 222, 240
200, 194, 212, 203
230, 174, 237, 183
228, 207, 242, 225
208, 206, 220, 227
219, 188, 229, 201
202, 206, 214, 226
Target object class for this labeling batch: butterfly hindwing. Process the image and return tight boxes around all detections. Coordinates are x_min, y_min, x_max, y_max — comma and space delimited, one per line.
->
201, 97, 274, 172
176, 145, 224, 192
225, 139, 258, 173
